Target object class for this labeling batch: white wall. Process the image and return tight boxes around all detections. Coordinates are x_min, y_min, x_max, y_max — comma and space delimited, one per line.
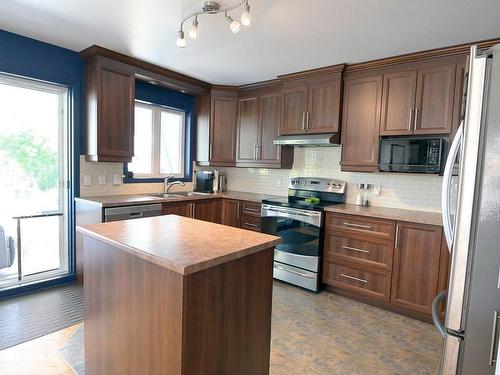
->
79, 147, 444, 213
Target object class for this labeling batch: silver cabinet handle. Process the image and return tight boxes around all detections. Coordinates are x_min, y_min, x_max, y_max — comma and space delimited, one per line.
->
489, 311, 500, 365
408, 109, 414, 131
244, 222, 259, 228
340, 273, 367, 284
342, 222, 372, 230
342, 245, 370, 254
306, 112, 311, 131
274, 264, 314, 279
395, 224, 400, 248
413, 108, 419, 131
129, 212, 143, 218
209, 144, 213, 159
256, 144, 260, 160
254, 144, 258, 160
190, 203, 195, 218
301, 112, 306, 130
245, 207, 260, 213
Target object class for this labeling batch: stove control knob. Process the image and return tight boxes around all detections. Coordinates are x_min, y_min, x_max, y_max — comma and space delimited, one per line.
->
337, 184, 342, 189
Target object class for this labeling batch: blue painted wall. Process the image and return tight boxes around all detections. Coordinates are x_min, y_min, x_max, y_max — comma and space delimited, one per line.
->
0, 29, 83, 296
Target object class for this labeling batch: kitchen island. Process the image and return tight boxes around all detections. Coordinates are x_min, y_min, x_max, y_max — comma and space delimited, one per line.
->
77, 215, 280, 375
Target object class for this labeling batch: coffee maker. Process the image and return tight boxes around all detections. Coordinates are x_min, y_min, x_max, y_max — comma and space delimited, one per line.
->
195, 171, 215, 193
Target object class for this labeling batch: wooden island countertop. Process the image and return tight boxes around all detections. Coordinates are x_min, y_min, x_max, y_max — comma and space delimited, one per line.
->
77, 215, 280, 375
77, 214, 280, 275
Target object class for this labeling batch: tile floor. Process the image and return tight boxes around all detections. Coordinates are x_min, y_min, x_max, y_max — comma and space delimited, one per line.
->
1, 281, 443, 374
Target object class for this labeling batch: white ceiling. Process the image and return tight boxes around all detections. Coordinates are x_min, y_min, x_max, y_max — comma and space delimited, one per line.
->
1, 0, 500, 85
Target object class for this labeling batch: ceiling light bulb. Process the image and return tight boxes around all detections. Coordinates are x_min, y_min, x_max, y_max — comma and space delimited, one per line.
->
241, 3, 252, 26
226, 15, 241, 34
176, 30, 186, 48
189, 18, 199, 39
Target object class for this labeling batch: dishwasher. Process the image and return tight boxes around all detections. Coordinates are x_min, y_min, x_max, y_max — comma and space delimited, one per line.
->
104, 204, 163, 222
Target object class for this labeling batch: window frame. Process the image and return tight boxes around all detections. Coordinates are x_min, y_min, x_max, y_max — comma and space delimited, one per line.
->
124, 99, 193, 183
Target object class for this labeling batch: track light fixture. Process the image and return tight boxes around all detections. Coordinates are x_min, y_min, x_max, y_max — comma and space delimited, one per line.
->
176, 1, 252, 47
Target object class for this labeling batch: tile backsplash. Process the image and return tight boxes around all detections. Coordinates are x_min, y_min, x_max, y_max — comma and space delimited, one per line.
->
80, 147, 444, 213
217, 147, 443, 212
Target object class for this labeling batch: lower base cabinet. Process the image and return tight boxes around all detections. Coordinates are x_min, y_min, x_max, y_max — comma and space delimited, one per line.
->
162, 198, 261, 230
323, 212, 449, 321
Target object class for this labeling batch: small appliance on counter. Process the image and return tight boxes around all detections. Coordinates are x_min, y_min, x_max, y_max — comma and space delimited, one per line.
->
218, 174, 227, 192
194, 170, 215, 193
260, 177, 346, 292
356, 183, 371, 206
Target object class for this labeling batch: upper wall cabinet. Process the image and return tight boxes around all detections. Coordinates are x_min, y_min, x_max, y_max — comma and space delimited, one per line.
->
380, 59, 459, 136
279, 65, 344, 135
236, 84, 293, 168
340, 74, 383, 172
84, 56, 135, 162
196, 88, 238, 167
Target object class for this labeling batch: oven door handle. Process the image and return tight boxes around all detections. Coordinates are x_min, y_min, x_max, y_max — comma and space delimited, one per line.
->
273, 264, 315, 279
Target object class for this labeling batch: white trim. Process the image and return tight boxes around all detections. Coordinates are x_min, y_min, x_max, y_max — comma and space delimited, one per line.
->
131, 101, 186, 179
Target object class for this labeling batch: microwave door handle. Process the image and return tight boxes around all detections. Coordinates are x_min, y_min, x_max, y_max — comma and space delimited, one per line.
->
441, 121, 464, 251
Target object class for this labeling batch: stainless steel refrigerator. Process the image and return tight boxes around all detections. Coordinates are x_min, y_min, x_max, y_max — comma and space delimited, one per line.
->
435, 44, 500, 374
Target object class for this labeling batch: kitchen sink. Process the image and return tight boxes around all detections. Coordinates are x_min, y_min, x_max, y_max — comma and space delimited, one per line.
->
174, 191, 211, 197
149, 193, 184, 199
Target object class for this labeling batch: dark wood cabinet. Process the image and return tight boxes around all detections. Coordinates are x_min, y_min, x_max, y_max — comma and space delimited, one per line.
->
196, 88, 238, 167
379, 61, 457, 136
323, 212, 449, 321
340, 74, 383, 172
236, 86, 293, 168
391, 222, 443, 315
84, 56, 135, 162
162, 202, 191, 217
281, 86, 309, 134
280, 66, 343, 136
192, 200, 216, 222
380, 70, 418, 136
236, 96, 260, 163
307, 79, 342, 134
221, 199, 241, 227
414, 63, 456, 135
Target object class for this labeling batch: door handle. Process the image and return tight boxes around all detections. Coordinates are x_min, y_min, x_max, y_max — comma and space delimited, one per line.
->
342, 222, 372, 230
342, 245, 370, 254
339, 273, 367, 283
431, 291, 448, 338
408, 109, 414, 131
489, 311, 500, 365
244, 222, 259, 228
306, 112, 310, 131
413, 108, 419, 131
301, 112, 306, 130
274, 264, 314, 279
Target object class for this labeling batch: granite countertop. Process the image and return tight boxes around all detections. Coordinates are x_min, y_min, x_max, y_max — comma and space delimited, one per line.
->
324, 204, 442, 227
75, 190, 285, 208
77, 215, 281, 275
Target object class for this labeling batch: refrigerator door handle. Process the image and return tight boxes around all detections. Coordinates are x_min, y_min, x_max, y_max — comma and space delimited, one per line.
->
432, 290, 448, 338
441, 121, 463, 251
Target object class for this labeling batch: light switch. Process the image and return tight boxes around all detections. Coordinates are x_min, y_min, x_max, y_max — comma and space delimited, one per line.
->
98, 175, 106, 185
276, 178, 282, 188
83, 175, 92, 186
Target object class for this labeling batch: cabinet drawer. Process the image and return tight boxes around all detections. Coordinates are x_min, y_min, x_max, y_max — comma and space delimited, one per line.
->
323, 260, 391, 301
326, 213, 395, 241
240, 215, 261, 232
325, 234, 393, 270
241, 202, 262, 217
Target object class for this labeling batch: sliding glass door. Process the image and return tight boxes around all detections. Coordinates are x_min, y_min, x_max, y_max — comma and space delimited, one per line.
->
0, 74, 70, 292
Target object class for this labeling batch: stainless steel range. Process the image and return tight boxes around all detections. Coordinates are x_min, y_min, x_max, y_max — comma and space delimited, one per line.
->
260, 177, 346, 291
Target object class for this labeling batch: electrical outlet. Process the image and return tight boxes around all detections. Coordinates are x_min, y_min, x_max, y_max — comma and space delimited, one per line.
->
373, 185, 381, 196
275, 178, 282, 188
112, 174, 123, 185
98, 175, 106, 185
83, 175, 92, 186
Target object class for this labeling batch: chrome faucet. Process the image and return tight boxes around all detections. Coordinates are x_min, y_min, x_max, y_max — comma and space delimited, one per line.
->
164, 176, 185, 194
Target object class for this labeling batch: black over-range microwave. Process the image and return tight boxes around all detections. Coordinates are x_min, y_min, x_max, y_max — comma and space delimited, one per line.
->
378, 137, 446, 174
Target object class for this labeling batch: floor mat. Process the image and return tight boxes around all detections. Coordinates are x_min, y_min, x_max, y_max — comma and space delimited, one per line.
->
0, 282, 83, 350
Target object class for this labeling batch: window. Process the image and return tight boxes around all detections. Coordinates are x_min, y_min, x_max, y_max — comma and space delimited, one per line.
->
128, 102, 186, 178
